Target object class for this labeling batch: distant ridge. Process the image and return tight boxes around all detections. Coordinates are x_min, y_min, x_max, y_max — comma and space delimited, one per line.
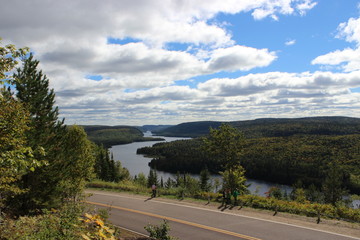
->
153, 121, 222, 137
153, 116, 360, 138
139, 125, 173, 132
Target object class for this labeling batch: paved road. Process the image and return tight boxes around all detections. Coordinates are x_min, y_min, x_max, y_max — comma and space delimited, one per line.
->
86, 191, 360, 240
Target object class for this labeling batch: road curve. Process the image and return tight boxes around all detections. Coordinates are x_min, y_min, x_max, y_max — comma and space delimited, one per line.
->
86, 190, 360, 240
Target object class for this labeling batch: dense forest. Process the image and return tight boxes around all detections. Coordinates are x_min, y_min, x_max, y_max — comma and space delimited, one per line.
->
139, 125, 360, 194
153, 117, 360, 138
83, 125, 164, 147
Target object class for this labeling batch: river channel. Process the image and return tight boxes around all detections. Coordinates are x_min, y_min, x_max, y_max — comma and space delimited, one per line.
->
110, 132, 292, 196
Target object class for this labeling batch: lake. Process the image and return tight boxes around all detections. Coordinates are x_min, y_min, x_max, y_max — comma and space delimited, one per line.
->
110, 131, 292, 196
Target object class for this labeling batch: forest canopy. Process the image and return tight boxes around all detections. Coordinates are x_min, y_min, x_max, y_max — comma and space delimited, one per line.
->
140, 124, 360, 195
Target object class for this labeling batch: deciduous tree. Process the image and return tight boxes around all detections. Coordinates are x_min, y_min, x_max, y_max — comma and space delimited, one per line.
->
203, 124, 247, 193
203, 124, 245, 170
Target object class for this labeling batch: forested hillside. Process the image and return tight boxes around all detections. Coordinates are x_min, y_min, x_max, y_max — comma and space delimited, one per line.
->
83, 125, 164, 147
154, 117, 360, 138
153, 121, 222, 137
140, 125, 360, 194
139, 125, 173, 132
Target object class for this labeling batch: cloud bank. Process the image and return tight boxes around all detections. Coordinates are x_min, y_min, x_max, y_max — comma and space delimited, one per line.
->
2, 0, 359, 125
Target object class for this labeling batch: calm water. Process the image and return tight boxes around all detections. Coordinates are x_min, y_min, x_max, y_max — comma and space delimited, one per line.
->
110, 132, 292, 196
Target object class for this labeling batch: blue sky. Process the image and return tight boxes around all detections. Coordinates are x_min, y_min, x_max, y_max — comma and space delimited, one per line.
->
1, 0, 360, 125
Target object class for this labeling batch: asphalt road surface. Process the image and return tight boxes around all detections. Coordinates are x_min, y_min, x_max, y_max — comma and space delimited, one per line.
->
86, 190, 360, 240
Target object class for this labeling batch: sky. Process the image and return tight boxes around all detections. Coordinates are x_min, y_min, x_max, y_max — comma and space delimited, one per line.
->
1, 0, 360, 126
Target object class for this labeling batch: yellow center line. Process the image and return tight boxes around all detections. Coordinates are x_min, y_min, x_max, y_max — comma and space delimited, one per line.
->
85, 200, 262, 240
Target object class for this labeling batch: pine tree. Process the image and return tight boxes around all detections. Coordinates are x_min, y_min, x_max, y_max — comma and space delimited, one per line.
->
12, 54, 66, 212
200, 167, 211, 192
147, 169, 159, 187
14, 53, 65, 149
322, 161, 348, 205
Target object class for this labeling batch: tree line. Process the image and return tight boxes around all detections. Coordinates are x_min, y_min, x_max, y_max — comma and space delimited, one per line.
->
153, 117, 360, 138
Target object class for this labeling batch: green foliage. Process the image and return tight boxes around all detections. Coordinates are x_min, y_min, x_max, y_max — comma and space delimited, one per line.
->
142, 139, 217, 174
144, 220, 177, 240
0, 37, 29, 82
87, 179, 149, 194
238, 195, 360, 222
265, 187, 283, 200
203, 124, 245, 170
134, 173, 147, 187
322, 161, 349, 205
0, 201, 119, 240
55, 125, 96, 201
2, 54, 98, 215
199, 167, 212, 192
0, 93, 45, 211
292, 188, 309, 204
155, 117, 360, 138
14, 53, 65, 149
154, 121, 222, 137
0, 202, 83, 240
142, 134, 360, 194
147, 169, 159, 188
221, 165, 248, 195
94, 144, 129, 182
181, 174, 201, 197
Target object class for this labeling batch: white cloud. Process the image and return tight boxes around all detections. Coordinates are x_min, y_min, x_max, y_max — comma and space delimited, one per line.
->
206, 46, 277, 72
296, 0, 318, 16
336, 17, 360, 45
40, 41, 277, 92
285, 39, 296, 46
0, 0, 317, 48
56, 70, 360, 125
0, 0, 324, 125
312, 48, 360, 72
312, 17, 360, 72
198, 71, 360, 97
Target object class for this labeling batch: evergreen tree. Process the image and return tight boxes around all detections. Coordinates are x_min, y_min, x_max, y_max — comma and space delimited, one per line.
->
203, 124, 245, 171
199, 167, 211, 192
11, 54, 67, 212
175, 171, 183, 187
14, 53, 65, 149
147, 169, 159, 187
135, 173, 147, 186
165, 178, 174, 189
322, 161, 348, 205
160, 177, 164, 188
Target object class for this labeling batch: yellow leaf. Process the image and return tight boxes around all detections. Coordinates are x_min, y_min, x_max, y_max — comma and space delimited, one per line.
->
95, 219, 104, 226
81, 234, 91, 240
